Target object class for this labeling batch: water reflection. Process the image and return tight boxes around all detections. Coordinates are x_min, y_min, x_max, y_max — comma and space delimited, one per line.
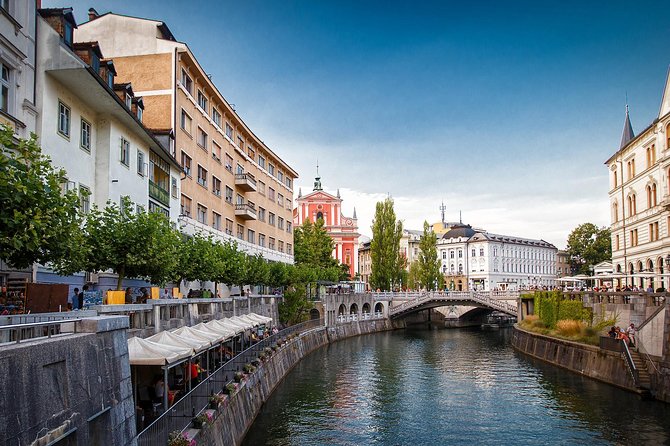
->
243, 329, 670, 446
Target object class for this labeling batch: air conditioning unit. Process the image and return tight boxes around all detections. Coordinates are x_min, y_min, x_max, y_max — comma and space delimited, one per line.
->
84, 272, 99, 284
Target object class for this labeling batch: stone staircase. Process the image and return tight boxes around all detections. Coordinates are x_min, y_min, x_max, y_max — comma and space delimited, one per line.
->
629, 347, 652, 395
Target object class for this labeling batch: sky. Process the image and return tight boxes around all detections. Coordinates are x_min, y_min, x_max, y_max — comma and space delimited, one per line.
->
48, 0, 670, 248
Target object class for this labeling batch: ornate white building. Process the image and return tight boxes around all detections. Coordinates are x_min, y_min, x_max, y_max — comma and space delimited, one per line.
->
437, 223, 557, 291
606, 71, 670, 290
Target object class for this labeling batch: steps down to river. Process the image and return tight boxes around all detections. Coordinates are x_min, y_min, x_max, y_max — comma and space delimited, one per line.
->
630, 348, 652, 392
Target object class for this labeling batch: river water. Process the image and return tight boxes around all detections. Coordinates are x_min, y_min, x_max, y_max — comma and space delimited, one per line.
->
242, 328, 670, 445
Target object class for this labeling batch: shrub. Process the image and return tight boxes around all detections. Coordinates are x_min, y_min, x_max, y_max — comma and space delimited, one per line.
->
168, 431, 191, 446
243, 363, 256, 374
530, 319, 546, 329
555, 319, 584, 337
234, 371, 244, 382
225, 382, 238, 394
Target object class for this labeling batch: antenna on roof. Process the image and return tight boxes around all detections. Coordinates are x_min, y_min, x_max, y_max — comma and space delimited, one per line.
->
459, 210, 462, 224
439, 201, 446, 225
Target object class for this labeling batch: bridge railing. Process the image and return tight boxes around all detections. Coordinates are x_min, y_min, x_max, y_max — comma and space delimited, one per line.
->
336, 312, 384, 324
388, 291, 518, 317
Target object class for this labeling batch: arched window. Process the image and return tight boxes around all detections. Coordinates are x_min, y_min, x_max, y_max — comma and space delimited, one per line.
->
316, 211, 323, 221
628, 194, 637, 216
647, 184, 657, 208
613, 201, 618, 222
652, 183, 657, 206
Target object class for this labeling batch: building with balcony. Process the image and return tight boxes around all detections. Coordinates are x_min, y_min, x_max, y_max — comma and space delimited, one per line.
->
606, 71, 670, 290
294, 174, 359, 277
76, 10, 297, 264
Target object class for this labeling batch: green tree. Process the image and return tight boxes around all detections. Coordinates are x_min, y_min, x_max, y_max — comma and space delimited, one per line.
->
0, 125, 85, 272
417, 220, 441, 290
278, 284, 312, 325
213, 240, 246, 290
244, 254, 270, 290
294, 219, 337, 268
407, 261, 420, 290
174, 233, 219, 286
566, 223, 612, 275
370, 197, 403, 291
84, 197, 181, 289
268, 261, 290, 289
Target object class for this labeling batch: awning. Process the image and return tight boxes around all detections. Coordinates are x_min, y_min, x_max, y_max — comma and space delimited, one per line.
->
146, 330, 209, 354
206, 320, 238, 338
234, 315, 261, 327
172, 325, 221, 345
191, 322, 231, 343
229, 315, 257, 329
218, 319, 248, 334
127, 336, 192, 366
247, 313, 272, 324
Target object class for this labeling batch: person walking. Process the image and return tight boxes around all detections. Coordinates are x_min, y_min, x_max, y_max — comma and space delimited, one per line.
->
78, 285, 88, 310
626, 323, 637, 347
69, 287, 79, 310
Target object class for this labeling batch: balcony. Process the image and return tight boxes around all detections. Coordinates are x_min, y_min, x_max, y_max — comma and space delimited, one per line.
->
235, 202, 257, 220
235, 173, 257, 192
149, 180, 170, 207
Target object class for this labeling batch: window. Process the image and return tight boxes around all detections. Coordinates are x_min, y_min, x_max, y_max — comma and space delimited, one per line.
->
224, 153, 233, 172
627, 158, 636, 180
212, 176, 221, 196
181, 69, 192, 95
480, 248, 484, 256
630, 229, 638, 247
247, 146, 255, 159
171, 176, 178, 198
64, 19, 73, 47
236, 163, 244, 175
212, 108, 221, 127
258, 181, 265, 195
237, 224, 244, 240
197, 127, 208, 149
80, 118, 91, 152
627, 194, 637, 217
197, 90, 208, 112
269, 212, 275, 226
287, 243, 292, 255
286, 178, 292, 189
450, 250, 454, 259
268, 187, 275, 201
225, 122, 233, 139
458, 250, 462, 258
137, 150, 145, 176
278, 217, 284, 230
79, 185, 90, 214
247, 229, 255, 244
125, 93, 132, 109
181, 151, 192, 176
180, 109, 192, 134
180, 195, 192, 217
613, 169, 618, 188
197, 165, 207, 187
268, 163, 275, 176
613, 202, 619, 223
471, 249, 476, 257
213, 212, 221, 230
278, 193, 283, 206
0, 63, 9, 113
650, 222, 659, 242
197, 204, 207, 224
269, 237, 276, 250
120, 138, 130, 166
258, 207, 266, 222
258, 155, 266, 169
225, 219, 233, 235
287, 222, 292, 233
212, 141, 222, 161
225, 186, 233, 204
278, 240, 284, 252
646, 145, 656, 168
647, 184, 658, 208
58, 101, 70, 138
259, 233, 266, 247
237, 136, 244, 151
236, 194, 244, 206
278, 171, 284, 183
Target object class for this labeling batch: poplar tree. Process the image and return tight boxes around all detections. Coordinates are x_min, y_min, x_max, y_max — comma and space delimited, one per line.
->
417, 220, 441, 290
370, 197, 403, 291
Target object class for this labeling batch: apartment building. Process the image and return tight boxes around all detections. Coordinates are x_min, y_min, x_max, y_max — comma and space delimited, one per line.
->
606, 71, 670, 290
77, 10, 297, 264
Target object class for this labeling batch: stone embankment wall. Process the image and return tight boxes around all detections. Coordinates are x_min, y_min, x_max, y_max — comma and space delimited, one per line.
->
197, 319, 394, 446
0, 316, 136, 446
512, 326, 638, 393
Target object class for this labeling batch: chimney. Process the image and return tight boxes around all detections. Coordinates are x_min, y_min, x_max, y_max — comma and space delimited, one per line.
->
88, 8, 99, 21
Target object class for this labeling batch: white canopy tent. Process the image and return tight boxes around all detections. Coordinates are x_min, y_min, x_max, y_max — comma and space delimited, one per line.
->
246, 313, 272, 324
191, 322, 233, 343
146, 330, 209, 354
206, 320, 239, 338
230, 315, 258, 328
128, 336, 192, 366
218, 319, 247, 334
172, 325, 221, 345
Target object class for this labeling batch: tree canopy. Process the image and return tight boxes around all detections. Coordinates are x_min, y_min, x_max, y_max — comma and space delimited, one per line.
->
566, 223, 612, 275
0, 125, 84, 272
370, 197, 403, 291
417, 220, 442, 290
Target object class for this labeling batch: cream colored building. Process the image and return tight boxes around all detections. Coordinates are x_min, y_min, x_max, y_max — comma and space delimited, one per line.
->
606, 72, 670, 290
77, 10, 297, 265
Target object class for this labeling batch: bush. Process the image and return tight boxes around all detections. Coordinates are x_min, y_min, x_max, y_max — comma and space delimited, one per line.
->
556, 319, 584, 337
234, 371, 244, 382
225, 383, 238, 395
243, 363, 256, 373
168, 431, 191, 446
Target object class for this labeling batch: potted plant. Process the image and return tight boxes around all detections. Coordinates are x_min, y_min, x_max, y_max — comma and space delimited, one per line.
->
259, 352, 267, 361
271, 344, 279, 352
168, 431, 193, 446
251, 359, 261, 367
224, 382, 238, 395
209, 393, 225, 410
234, 371, 245, 383
243, 363, 255, 374
264, 346, 272, 356
192, 413, 209, 429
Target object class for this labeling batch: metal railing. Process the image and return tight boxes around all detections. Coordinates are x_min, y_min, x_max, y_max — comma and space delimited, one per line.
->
136, 318, 324, 446
336, 312, 384, 323
0, 319, 82, 345
388, 291, 517, 317
621, 339, 640, 386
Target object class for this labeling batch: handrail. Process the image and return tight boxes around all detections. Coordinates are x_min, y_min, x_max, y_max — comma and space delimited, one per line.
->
388, 291, 517, 317
0, 318, 82, 344
621, 340, 640, 386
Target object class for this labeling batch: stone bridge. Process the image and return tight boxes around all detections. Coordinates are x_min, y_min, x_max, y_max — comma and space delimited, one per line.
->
317, 290, 519, 326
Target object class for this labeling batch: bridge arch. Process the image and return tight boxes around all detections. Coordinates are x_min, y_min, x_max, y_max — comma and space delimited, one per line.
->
362, 303, 371, 314
374, 302, 384, 314
309, 308, 321, 320
338, 304, 346, 316
350, 303, 358, 314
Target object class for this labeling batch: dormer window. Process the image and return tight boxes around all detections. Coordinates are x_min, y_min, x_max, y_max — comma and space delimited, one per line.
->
64, 20, 73, 47
107, 71, 114, 88
125, 93, 131, 109
90, 52, 100, 73
137, 107, 143, 122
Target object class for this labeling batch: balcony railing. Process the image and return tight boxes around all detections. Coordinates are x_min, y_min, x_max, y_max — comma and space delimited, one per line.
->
235, 173, 257, 192
235, 202, 257, 220
149, 180, 170, 207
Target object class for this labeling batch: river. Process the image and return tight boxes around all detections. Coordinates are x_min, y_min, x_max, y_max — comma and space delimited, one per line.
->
242, 328, 670, 445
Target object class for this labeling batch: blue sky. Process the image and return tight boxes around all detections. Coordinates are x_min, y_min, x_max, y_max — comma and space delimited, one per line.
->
50, 0, 670, 247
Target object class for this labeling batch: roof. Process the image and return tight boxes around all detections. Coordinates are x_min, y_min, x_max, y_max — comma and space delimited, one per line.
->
619, 106, 635, 150
442, 224, 477, 239
38, 7, 78, 27
471, 232, 557, 248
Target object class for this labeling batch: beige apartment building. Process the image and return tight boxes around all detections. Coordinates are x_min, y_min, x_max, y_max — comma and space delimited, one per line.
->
77, 10, 297, 264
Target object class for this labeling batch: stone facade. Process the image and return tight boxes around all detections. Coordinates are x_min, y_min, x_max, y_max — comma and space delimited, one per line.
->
0, 316, 136, 446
